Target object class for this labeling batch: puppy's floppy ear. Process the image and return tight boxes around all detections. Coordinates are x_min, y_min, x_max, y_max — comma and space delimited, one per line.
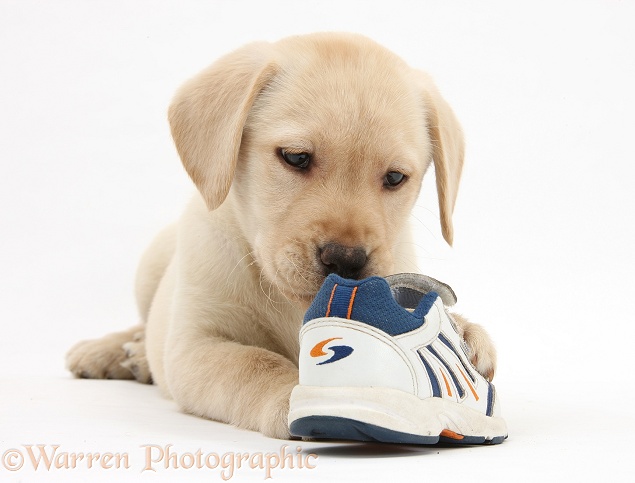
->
168, 43, 278, 210
417, 72, 465, 246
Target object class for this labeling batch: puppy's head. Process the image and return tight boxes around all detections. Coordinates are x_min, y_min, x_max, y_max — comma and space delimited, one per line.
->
169, 33, 464, 304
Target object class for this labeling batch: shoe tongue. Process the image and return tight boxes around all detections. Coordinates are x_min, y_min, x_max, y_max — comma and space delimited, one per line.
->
385, 273, 457, 308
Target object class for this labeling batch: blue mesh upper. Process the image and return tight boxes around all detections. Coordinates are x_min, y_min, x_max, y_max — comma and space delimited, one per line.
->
303, 274, 439, 336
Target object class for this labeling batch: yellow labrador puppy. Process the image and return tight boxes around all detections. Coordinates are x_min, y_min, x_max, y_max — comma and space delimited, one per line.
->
66, 33, 496, 439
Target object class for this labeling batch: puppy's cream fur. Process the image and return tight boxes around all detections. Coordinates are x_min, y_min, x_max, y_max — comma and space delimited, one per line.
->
67, 33, 496, 439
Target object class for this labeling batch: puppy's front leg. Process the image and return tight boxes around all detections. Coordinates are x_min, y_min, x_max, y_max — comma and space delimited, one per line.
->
165, 333, 298, 439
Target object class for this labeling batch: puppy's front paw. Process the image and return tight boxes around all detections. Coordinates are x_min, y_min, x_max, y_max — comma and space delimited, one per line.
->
259, 380, 297, 440
451, 313, 497, 381
464, 325, 497, 381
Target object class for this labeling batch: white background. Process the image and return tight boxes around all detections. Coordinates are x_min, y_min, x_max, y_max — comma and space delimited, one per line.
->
1, 0, 634, 481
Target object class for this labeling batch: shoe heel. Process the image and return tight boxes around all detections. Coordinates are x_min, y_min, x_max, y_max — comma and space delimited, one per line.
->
288, 385, 508, 445
288, 385, 442, 443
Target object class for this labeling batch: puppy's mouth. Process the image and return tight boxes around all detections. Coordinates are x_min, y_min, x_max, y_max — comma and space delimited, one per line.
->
276, 285, 319, 306
270, 267, 327, 304
271, 259, 379, 307
256, 239, 386, 307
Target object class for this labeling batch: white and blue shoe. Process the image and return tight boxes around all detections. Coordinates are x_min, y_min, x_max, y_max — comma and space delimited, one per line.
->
288, 273, 508, 445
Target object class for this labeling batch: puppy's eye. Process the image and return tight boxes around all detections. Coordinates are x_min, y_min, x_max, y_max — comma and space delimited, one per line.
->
383, 171, 406, 188
280, 149, 311, 169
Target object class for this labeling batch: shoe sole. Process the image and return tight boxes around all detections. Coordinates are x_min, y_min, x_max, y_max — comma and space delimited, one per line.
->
288, 385, 507, 445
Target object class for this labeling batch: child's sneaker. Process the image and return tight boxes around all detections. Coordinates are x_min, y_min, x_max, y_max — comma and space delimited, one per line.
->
288, 273, 507, 445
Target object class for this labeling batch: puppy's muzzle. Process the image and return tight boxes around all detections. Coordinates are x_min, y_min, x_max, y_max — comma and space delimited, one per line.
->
319, 243, 367, 279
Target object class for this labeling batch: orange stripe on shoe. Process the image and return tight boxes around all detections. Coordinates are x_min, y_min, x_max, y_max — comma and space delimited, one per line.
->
346, 286, 358, 319
325, 284, 338, 317
440, 429, 464, 440
457, 364, 479, 401
440, 368, 453, 397
310, 337, 342, 357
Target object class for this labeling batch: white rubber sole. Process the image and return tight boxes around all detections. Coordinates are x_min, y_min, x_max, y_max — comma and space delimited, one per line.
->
288, 385, 508, 445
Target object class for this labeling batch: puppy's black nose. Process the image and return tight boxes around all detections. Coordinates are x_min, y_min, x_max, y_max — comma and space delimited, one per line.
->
319, 243, 367, 279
